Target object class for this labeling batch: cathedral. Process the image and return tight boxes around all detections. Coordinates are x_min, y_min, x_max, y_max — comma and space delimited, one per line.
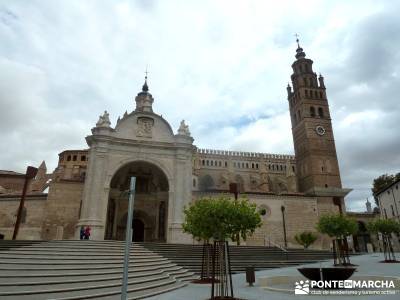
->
0, 42, 351, 249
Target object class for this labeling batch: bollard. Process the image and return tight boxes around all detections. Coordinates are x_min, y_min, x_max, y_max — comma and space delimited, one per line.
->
245, 266, 255, 286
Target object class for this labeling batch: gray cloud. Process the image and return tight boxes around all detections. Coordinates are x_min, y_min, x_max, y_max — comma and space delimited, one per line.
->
0, 1, 399, 212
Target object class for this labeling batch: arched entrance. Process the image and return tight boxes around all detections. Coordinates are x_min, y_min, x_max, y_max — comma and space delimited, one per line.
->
104, 161, 169, 242
353, 221, 371, 252
132, 219, 144, 242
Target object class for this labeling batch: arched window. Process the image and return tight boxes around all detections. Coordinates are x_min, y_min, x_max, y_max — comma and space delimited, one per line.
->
305, 89, 309, 97
310, 106, 316, 117
318, 107, 324, 118
206, 160, 209, 166
67, 155, 71, 161
211, 160, 214, 166
256, 163, 259, 169
202, 160, 205, 166
219, 161, 222, 167
73, 155, 77, 161
199, 175, 214, 191
225, 161, 228, 167
246, 163, 249, 168
81, 155, 86, 161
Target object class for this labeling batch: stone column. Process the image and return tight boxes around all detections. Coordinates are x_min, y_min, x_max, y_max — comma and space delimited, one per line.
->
75, 149, 109, 240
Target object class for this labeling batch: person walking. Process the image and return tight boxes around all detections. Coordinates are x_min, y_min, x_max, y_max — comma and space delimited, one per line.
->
84, 226, 91, 240
79, 226, 85, 240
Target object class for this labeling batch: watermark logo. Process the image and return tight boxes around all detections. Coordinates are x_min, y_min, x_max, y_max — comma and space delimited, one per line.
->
294, 279, 397, 296
295, 280, 310, 294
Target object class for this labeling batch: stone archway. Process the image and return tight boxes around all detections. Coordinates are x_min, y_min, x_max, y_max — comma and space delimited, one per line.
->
104, 160, 169, 242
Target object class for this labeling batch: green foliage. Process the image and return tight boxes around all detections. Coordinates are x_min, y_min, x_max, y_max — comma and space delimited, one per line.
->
372, 173, 400, 206
230, 198, 262, 243
259, 208, 267, 216
294, 231, 318, 249
316, 214, 358, 238
182, 197, 262, 242
367, 219, 400, 235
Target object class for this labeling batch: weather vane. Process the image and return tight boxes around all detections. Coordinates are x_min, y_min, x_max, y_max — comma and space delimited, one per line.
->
145, 65, 149, 80
294, 33, 300, 47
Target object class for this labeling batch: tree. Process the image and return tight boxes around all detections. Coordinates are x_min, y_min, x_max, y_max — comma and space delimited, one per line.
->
230, 198, 262, 245
367, 219, 400, 262
372, 173, 400, 206
317, 214, 358, 265
294, 231, 318, 249
182, 196, 262, 298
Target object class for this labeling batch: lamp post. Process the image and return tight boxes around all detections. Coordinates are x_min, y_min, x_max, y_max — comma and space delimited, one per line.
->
281, 205, 287, 248
229, 183, 238, 201
121, 177, 136, 300
12, 166, 38, 240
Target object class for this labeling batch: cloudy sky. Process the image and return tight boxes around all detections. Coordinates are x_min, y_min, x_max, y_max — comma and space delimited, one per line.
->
0, 0, 399, 211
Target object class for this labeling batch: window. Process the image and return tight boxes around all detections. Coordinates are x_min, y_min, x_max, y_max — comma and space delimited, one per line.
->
81, 155, 86, 161
246, 163, 249, 168
252, 163, 254, 169
225, 161, 227, 167
67, 155, 71, 161
256, 163, 259, 169
305, 89, 309, 97
310, 106, 316, 117
292, 166, 295, 172
73, 155, 77, 161
211, 160, 213, 166
202, 160, 205, 166
319, 91, 323, 98
242, 162, 245, 168
206, 160, 209, 166
325, 184, 328, 188
233, 162, 236, 167
318, 107, 324, 118
193, 178, 196, 187
219, 161, 222, 167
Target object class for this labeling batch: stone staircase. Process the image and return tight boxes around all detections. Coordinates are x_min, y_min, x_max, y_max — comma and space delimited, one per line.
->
140, 243, 336, 274
0, 240, 196, 300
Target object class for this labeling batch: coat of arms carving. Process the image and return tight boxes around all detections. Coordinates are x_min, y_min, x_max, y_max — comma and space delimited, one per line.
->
136, 117, 154, 138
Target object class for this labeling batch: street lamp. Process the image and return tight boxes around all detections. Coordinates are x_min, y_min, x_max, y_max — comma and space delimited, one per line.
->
281, 205, 287, 248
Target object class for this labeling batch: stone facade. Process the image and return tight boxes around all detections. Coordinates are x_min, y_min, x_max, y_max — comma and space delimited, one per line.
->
375, 179, 400, 251
0, 43, 353, 249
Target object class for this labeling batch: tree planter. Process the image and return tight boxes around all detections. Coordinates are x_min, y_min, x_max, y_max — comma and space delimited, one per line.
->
298, 267, 356, 283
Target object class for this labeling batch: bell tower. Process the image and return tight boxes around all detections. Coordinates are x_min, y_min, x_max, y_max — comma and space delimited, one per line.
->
287, 39, 345, 196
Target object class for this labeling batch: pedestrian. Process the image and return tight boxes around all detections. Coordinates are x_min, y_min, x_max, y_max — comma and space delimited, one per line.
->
84, 226, 91, 240
79, 226, 85, 240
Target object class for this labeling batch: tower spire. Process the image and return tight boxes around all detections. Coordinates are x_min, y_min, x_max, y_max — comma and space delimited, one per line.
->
294, 33, 306, 59
142, 67, 149, 92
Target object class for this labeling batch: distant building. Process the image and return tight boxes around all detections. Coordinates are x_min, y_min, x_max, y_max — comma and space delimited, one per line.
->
0, 41, 353, 249
347, 199, 380, 253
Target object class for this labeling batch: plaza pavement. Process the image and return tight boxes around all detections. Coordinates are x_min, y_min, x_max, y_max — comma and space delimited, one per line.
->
148, 253, 400, 300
